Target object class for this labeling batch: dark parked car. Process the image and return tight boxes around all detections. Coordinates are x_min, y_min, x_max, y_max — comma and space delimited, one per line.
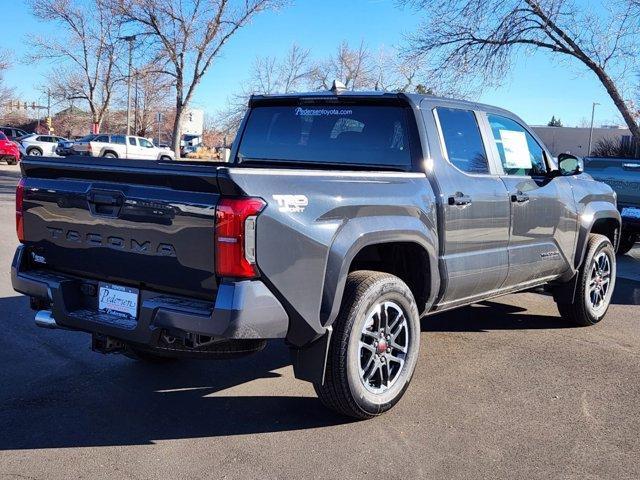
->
0, 126, 29, 141
12, 90, 620, 419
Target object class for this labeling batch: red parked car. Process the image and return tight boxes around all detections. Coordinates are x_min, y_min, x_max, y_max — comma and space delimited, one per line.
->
0, 132, 19, 165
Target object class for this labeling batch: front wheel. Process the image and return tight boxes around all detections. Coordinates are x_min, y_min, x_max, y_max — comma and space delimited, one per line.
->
314, 271, 421, 419
556, 234, 616, 326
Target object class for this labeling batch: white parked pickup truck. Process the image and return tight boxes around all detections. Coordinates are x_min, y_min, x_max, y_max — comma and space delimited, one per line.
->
73, 134, 175, 160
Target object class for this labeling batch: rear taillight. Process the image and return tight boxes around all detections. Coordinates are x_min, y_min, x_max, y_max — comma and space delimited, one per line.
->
215, 197, 266, 278
16, 178, 25, 243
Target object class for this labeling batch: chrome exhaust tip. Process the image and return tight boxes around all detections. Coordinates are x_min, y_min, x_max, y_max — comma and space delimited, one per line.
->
35, 310, 58, 329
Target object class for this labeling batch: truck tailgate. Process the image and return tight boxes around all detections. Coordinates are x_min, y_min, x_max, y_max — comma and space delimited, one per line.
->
20, 157, 221, 299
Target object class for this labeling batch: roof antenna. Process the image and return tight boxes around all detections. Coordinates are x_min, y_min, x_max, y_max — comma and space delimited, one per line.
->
330, 80, 347, 94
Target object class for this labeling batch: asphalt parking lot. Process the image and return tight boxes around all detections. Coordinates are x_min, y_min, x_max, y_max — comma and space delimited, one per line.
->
0, 164, 638, 479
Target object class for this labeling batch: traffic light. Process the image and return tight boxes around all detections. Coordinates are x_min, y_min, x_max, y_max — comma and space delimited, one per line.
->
46, 117, 53, 133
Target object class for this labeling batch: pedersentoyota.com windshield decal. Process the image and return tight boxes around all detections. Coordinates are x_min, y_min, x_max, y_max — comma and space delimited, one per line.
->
295, 107, 353, 116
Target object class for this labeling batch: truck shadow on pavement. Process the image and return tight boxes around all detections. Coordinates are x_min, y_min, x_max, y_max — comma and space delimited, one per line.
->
0, 297, 350, 451
0, 275, 638, 450
423, 278, 639, 333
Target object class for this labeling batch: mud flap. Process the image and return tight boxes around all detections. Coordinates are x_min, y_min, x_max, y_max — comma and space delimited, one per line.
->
551, 273, 580, 305
290, 326, 332, 385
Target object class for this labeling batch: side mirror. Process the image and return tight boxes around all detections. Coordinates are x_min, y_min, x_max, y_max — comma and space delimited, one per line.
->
557, 153, 584, 176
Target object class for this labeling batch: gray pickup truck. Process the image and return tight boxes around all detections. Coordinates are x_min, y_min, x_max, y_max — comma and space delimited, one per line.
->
11, 90, 620, 419
585, 157, 639, 254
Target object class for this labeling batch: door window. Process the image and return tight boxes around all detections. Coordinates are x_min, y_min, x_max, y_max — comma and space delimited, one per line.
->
487, 114, 547, 176
139, 138, 154, 148
128, 137, 137, 146
435, 108, 489, 174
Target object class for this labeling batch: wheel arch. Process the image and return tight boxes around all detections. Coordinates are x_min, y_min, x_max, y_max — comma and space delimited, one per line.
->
574, 204, 621, 269
320, 216, 439, 331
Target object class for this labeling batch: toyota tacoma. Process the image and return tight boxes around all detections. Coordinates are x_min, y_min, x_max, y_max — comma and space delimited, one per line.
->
11, 89, 620, 419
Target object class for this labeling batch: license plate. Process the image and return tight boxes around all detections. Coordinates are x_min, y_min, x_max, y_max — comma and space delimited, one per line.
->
98, 283, 139, 320
621, 207, 640, 220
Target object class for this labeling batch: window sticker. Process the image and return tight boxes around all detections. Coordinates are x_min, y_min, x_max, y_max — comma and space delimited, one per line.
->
499, 129, 532, 169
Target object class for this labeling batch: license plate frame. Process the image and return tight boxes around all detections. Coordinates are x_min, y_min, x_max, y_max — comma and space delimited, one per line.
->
98, 282, 139, 320
621, 207, 640, 220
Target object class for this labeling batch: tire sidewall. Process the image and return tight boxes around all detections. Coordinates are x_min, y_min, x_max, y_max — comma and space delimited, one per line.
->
344, 279, 420, 413
582, 239, 616, 323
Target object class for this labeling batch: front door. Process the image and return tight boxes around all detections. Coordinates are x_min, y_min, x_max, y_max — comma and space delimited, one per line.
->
483, 113, 576, 288
423, 104, 511, 306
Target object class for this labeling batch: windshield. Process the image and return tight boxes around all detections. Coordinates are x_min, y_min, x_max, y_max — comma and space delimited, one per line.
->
237, 104, 413, 169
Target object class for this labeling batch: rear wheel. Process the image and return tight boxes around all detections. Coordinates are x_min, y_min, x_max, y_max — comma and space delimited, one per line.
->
555, 234, 616, 326
27, 147, 42, 156
6, 158, 17, 165
314, 271, 421, 419
160, 155, 172, 161
102, 151, 117, 158
617, 232, 637, 255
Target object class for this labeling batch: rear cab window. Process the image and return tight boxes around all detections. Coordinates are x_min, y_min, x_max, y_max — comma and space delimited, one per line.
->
237, 101, 416, 170
435, 107, 489, 175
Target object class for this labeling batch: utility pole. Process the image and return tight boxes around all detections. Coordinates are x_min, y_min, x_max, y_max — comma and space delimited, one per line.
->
46, 89, 52, 134
587, 102, 600, 157
122, 35, 137, 135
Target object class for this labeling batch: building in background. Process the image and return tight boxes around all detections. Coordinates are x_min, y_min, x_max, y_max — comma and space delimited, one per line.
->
533, 125, 632, 157
180, 108, 204, 154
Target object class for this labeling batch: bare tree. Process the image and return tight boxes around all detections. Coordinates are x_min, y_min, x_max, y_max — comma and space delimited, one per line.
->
108, 0, 285, 156
0, 50, 14, 116
131, 65, 174, 137
217, 43, 313, 136
403, 0, 640, 139
312, 41, 377, 91
29, 0, 124, 132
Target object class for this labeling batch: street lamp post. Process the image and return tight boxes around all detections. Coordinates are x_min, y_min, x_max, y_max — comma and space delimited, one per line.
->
587, 102, 600, 157
122, 35, 137, 136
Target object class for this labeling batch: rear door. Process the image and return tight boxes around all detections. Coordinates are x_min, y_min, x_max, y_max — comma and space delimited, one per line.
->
421, 100, 511, 306
482, 113, 577, 287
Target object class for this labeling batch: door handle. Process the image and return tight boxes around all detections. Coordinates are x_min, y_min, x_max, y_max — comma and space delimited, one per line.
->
511, 191, 530, 203
448, 192, 472, 206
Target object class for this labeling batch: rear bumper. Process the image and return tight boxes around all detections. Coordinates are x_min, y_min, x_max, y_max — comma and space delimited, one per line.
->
11, 245, 289, 345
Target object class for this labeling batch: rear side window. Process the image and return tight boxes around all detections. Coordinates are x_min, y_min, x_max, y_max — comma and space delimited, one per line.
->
238, 104, 413, 168
435, 108, 489, 174
129, 137, 137, 146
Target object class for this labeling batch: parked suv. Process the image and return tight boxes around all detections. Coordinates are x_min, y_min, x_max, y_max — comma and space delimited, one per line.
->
12, 91, 620, 419
72, 134, 175, 160
19, 134, 69, 157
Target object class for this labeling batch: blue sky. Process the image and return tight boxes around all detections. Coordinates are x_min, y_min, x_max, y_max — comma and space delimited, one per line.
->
2, 0, 626, 127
